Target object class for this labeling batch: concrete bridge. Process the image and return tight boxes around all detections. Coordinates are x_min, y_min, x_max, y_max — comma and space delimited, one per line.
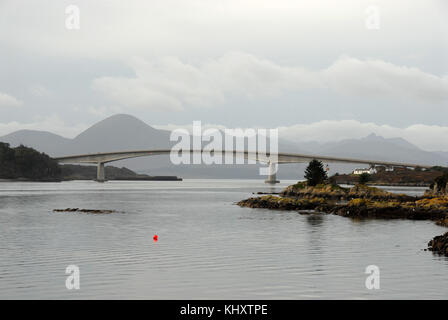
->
54, 149, 433, 183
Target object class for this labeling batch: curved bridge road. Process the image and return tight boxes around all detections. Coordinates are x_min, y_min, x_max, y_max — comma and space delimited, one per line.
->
54, 149, 434, 183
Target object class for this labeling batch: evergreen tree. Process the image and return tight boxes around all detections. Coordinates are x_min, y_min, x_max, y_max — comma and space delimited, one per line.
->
304, 159, 327, 186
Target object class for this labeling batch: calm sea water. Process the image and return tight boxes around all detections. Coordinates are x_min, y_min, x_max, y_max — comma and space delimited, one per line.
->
0, 179, 447, 299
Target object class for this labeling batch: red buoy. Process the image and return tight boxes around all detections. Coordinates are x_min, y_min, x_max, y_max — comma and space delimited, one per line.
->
153, 234, 158, 242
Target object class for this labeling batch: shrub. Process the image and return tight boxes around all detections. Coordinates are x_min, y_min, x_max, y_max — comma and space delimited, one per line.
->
358, 173, 371, 185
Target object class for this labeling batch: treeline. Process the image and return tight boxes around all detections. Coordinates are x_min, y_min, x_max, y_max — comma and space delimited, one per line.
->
0, 143, 61, 181
60, 164, 151, 180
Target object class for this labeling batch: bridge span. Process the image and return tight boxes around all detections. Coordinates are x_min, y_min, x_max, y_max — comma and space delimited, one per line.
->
54, 149, 433, 183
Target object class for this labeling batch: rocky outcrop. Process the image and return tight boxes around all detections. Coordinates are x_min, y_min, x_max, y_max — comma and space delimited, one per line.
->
238, 195, 448, 220
238, 196, 326, 211
280, 182, 347, 200
428, 232, 448, 256
436, 217, 448, 227
280, 182, 414, 202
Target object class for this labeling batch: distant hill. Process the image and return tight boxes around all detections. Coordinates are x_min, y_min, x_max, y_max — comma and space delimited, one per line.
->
434, 151, 448, 163
0, 142, 61, 181
1, 114, 447, 179
0, 114, 172, 157
293, 133, 447, 166
0, 129, 71, 156
69, 114, 171, 154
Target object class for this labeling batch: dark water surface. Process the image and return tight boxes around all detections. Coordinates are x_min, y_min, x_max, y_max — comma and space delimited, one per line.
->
0, 180, 446, 299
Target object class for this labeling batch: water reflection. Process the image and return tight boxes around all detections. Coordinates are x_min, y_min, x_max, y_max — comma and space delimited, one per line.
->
0, 180, 446, 299
306, 214, 324, 228
304, 214, 326, 257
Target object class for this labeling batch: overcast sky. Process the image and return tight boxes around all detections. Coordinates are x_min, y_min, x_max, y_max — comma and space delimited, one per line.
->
0, 0, 447, 150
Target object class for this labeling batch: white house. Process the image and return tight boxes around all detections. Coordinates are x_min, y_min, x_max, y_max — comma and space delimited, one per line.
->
352, 168, 377, 175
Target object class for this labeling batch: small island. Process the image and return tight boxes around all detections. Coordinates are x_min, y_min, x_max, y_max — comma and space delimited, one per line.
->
238, 160, 448, 257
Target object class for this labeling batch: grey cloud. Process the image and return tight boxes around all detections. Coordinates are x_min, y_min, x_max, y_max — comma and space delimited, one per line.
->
91, 53, 448, 111
0, 92, 23, 108
0, 115, 88, 138
0, 0, 446, 141
323, 57, 448, 102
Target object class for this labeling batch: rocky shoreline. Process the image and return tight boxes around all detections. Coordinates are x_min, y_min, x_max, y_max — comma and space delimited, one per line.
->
238, 195, 448, 221
238, 182, 448, 257
428, 232, 448, 256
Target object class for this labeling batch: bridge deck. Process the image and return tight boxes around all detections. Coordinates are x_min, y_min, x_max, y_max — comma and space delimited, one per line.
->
54, 149, 433, 169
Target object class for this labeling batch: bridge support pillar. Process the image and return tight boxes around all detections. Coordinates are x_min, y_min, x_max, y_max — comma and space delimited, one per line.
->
96, 162, 106, 182
265, 162, 280, 184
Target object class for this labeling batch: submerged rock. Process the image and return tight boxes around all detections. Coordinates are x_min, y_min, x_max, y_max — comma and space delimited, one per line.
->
53, 208, 117, 214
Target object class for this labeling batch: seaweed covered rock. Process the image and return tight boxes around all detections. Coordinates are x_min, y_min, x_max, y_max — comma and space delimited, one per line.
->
436, 217, 448, 227
237, 195, 326, 211
280, 182, 414, 202
415, 197, 448, 210
239, 180, 448, 222
347, 184, 413, 201
329, 198, 447, 220
280, 182, 348, 200
428, 232, 448, 256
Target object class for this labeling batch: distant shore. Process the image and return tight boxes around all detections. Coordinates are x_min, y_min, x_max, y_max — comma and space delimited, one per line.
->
71, 176, 182, 181
338, 182, 431, 187
0, 178, 62, 182
0, 176, 182, 182
331, 167, 445, 187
